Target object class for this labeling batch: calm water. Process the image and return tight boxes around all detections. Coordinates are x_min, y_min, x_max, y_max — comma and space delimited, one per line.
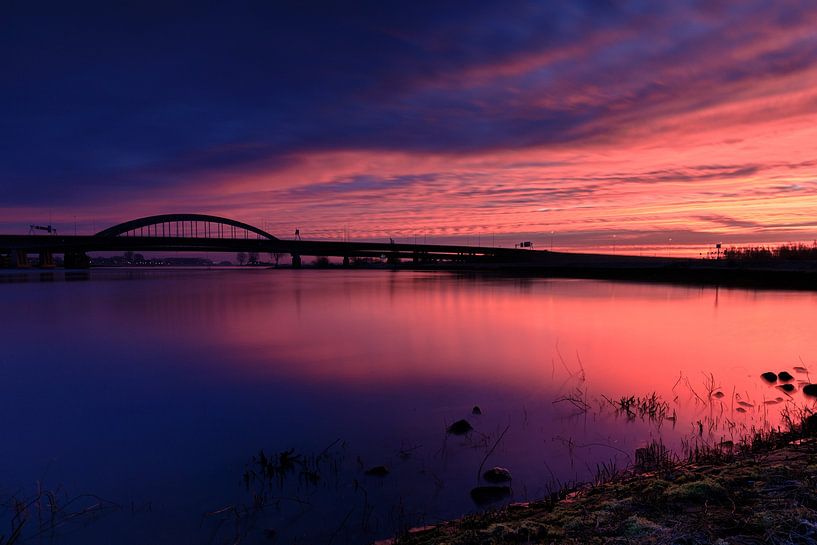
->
2, 269, 817, 544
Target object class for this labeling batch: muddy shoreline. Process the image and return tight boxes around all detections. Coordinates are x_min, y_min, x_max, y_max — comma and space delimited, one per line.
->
389, 423, 817, 545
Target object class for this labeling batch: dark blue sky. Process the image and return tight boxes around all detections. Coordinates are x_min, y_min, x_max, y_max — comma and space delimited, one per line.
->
3, 1, 817, 250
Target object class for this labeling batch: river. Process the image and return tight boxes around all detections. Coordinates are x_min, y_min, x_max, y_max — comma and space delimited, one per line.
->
1, 269, 815, 544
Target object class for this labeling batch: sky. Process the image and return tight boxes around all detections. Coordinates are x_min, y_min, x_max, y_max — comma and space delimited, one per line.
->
3, 1, 817, 254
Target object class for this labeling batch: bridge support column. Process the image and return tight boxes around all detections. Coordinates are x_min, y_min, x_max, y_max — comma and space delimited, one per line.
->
64, 250, 90, 269
291, 254, 301, 269
343, 256, 349, 267
10, 249, 30, 268
38, 250, 55, 269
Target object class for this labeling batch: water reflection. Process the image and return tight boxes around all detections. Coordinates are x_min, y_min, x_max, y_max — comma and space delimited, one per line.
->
1, 270, 816, 543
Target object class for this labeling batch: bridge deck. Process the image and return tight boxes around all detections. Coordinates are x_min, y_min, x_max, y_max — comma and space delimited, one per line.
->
0, 234, 542, 261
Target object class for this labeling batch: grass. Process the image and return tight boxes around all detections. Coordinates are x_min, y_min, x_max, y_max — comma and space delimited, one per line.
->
664, 478, 728, 503
0, 485, 119, 545
603, 392, 673, 422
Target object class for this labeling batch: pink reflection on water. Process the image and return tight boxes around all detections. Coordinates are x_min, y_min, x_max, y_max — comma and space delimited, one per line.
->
115, 270, 817, 430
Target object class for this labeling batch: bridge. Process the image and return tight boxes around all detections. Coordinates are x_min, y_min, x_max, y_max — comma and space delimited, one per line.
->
0, 213, 542, 268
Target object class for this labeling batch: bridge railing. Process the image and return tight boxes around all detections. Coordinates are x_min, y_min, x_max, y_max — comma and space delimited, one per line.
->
116, 220, 265, 239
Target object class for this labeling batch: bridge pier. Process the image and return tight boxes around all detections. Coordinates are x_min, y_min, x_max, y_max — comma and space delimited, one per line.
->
291, 254, 301, 268
38, 250, 55, 268
10, 249, 30, 268
343, 256, 349, 267
64, 250, 90, 269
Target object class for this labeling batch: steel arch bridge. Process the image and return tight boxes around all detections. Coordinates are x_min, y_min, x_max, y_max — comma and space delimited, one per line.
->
0, 212, 549, 269
95, 213, 279, 241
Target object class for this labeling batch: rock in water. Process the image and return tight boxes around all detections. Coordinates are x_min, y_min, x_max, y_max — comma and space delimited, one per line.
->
364, 465, 389, 477
470, 486, 511, 506
803, 384, 817, 397
447, 419, 473, 435
472, 405, 482, 415
778, 371, 794, 382
761, 372, 777, 383
483, 467, 513, 483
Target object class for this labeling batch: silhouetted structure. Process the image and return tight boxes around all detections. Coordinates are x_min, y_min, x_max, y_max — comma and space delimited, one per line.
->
0, 213, 538, 269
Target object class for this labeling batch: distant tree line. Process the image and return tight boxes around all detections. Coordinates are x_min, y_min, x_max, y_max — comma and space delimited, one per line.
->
235, 251, 260, 265
722, 242, 817, 261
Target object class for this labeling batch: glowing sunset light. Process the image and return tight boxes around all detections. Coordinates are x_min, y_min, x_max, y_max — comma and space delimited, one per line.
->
3, 2, 817, 254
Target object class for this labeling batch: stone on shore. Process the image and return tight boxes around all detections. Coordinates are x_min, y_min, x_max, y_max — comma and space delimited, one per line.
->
365, 465, 390, 477
803, 384, 817, 397
483, 467, 513, 483
447, 419, 473, 435
470, 486, 511, 505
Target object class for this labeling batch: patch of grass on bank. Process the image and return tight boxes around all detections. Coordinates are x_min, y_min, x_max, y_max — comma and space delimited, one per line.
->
390, 413, 817, 545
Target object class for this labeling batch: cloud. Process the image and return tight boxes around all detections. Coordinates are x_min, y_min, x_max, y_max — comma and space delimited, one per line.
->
4, 1, 817, 249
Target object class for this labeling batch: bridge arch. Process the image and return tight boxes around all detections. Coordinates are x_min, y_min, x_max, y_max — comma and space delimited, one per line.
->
95, 214, 279, 240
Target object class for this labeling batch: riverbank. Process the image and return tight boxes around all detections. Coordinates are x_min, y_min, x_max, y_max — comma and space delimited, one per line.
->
392, 421, 817, 544
5, 249, 817, 290
470, 264, 817, 290
405, 252, 817, 290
